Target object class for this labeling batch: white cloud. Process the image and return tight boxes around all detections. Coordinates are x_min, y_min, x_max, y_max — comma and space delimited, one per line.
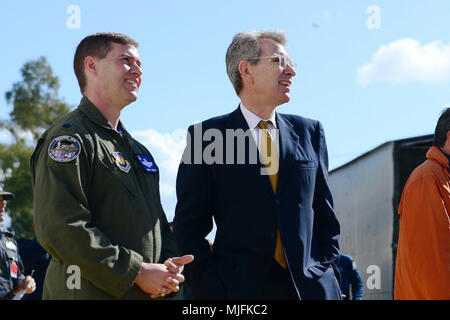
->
133, 127, 217, 241
133, 128, 187, 177
132, 128, 187, 221
0, 128, 12, 143
0, 127, 36, 146
357, 38, 450, 86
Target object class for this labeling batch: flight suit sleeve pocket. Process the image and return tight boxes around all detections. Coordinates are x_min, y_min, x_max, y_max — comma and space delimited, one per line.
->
47, 157, 79, 166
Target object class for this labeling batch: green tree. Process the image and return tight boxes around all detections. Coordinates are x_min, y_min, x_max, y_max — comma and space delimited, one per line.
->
0, 142, 34, 238
1, 56, 72, 238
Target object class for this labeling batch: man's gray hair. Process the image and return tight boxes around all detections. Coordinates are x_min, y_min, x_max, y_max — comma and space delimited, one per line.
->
225, 30, 287, 96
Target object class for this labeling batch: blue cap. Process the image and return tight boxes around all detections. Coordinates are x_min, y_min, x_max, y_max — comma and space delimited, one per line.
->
0, 187, 14, 200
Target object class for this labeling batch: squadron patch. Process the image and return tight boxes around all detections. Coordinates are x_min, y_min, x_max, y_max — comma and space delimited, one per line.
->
48, 136, 81, 162
136, 154, 158, 173
112, 152, 131, 173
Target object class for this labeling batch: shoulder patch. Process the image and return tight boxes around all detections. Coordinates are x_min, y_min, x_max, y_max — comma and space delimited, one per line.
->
48, 135, 81, 162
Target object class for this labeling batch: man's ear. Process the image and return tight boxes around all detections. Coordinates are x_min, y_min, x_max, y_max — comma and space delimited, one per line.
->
442, 130, 450, 154
238, 60, 253, 85
84, 56, 98, 77
446, 130, 450, 146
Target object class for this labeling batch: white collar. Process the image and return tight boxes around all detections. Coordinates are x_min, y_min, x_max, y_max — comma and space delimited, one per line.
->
239, 103, 277, 129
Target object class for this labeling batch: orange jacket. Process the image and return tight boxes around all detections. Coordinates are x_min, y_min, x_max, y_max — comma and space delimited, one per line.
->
394, 146, 450, 300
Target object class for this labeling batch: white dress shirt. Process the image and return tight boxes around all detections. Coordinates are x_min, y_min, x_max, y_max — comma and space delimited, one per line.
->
239, 103, 280, 155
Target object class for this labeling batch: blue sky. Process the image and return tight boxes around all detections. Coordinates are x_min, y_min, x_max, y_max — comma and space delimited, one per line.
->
1, 0, 449, 225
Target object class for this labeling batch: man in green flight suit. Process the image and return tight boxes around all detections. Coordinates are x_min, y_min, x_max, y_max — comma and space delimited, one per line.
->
31, 32, 193, 299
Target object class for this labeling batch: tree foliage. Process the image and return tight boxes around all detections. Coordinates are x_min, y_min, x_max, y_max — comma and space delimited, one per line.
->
0, 142, 34, 238
1, 56, 72, 238
5, 56, 71, 141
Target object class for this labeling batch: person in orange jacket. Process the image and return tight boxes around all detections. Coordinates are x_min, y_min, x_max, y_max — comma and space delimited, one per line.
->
394, 108, 450, 300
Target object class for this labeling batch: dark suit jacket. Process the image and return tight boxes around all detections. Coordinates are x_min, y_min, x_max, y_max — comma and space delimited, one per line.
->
173, 107, 341, 300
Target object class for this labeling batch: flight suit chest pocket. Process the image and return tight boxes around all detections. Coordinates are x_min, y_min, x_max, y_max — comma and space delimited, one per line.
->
98, 151, 138, 198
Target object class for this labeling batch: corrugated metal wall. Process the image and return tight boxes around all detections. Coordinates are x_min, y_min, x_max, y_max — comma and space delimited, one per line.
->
329, 143, 394, 300
328, 135, 433, 300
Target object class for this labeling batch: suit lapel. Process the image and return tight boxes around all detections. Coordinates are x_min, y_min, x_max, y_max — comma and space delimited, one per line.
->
226, 107, 274, 198
226, 107, 251, 132
276, 113, 300, 195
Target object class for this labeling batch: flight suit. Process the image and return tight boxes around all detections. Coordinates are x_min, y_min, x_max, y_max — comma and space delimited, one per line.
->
31, 96, 179, 299
0, 230, 24, 300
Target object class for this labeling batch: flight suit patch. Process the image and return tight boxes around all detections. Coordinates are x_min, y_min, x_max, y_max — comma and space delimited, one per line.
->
48, 136, 81, 162
112, 152, 131, 173
136, 154, 158, 173
4, 240, 19, 278
10, 260, 18, 278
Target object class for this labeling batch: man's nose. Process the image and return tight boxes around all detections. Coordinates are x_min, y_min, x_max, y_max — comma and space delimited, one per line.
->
131, 63, 143, 77
284, 63, 296, 77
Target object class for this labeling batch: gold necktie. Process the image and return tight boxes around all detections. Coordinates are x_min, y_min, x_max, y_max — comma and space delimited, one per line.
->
257, 120, 287, 269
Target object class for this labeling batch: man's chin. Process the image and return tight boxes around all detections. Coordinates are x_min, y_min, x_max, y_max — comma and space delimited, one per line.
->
121, 92, 138, 108
127, 91, 139, 102
276, 95, 290, 106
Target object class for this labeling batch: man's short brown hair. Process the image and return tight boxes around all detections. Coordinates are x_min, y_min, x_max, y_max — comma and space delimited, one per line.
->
73, 32, 139, 93
434, 108, 450, 148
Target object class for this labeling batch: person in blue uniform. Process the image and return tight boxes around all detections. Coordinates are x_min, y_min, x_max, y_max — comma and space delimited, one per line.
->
0, 188, 36, 300
338, 254, 363, 300
17, 237, 50, 300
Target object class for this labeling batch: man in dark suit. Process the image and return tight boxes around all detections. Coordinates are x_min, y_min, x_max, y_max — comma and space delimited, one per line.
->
173, 30, 341, 300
